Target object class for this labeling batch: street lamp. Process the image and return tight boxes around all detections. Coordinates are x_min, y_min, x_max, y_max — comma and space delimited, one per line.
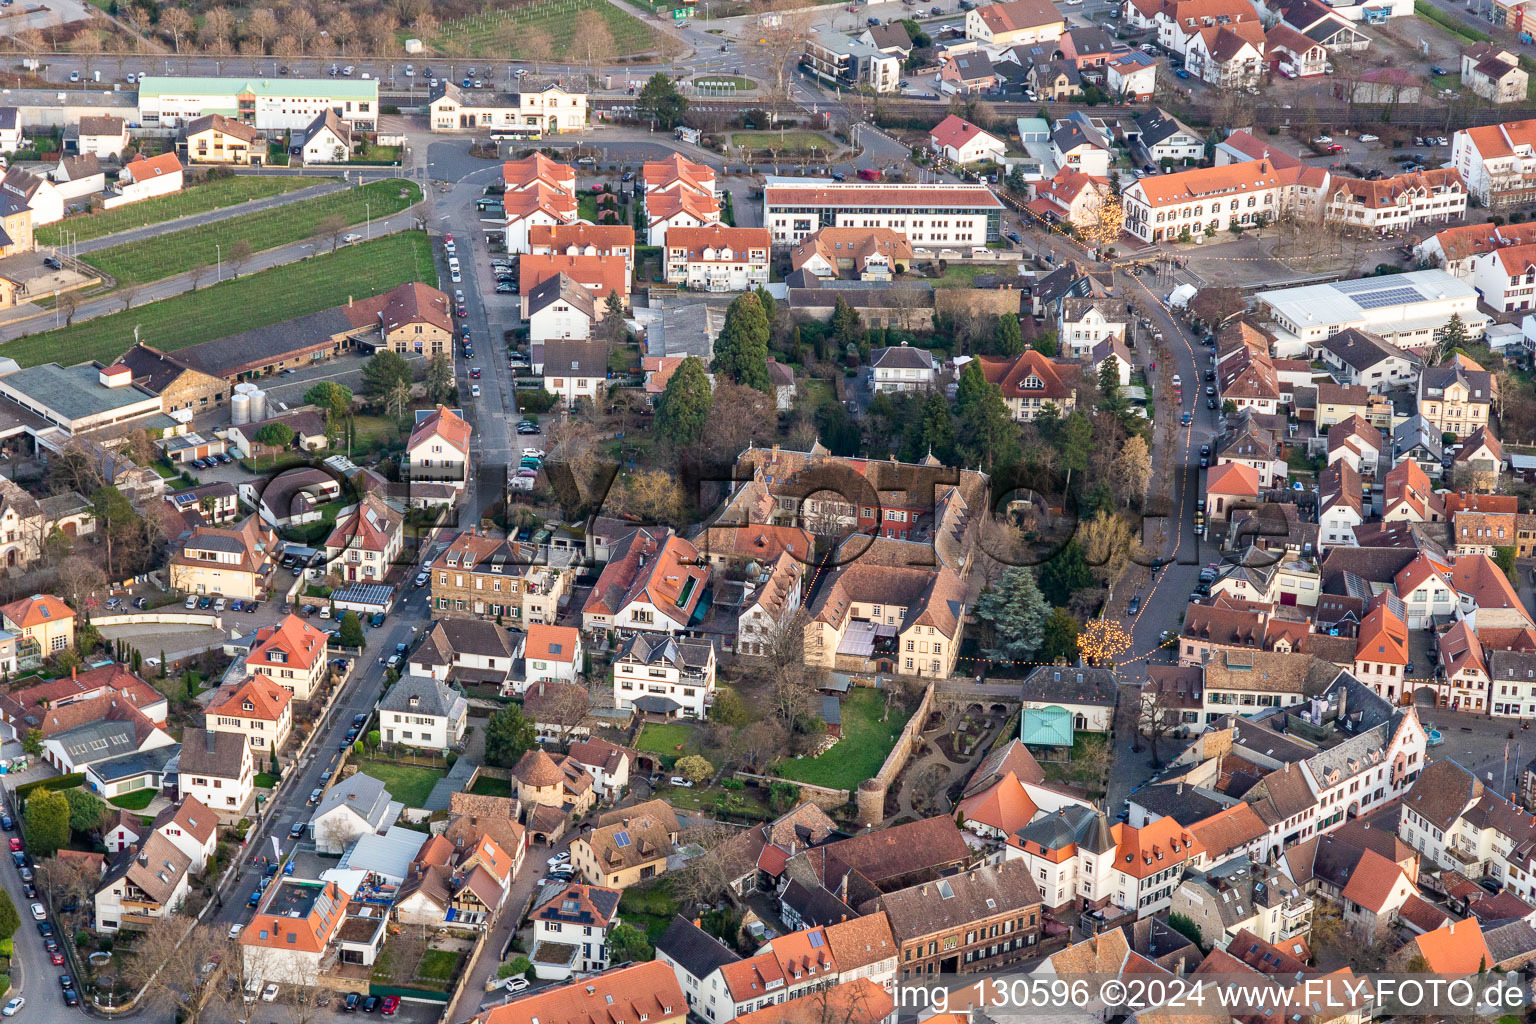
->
216, 243, 221, 282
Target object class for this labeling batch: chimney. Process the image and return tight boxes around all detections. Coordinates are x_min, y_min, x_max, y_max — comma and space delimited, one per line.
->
1176, 781, 1184, 795
1337, 684, 1348, 722
71, 666, 76, 681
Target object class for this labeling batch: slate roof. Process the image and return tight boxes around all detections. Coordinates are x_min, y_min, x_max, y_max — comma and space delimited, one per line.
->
379, 675, 466, 721
862, 859, 1043, 941
1019, 665, 1117, 706
527, 272, 596, 320
656, 914, 741, 979
177, 727, 246, 778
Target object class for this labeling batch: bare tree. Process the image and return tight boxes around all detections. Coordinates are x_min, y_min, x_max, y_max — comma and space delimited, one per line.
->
315, 213, 347, 253
55, 555, 107, 612
119, 282, 141, 312
542, 683, 593, 747
186, 260, 208, 293
247, 8, 279, 52
521, 27, 553, 73
228, 239, 253, 278
201, 6, 235, 49
57, 291, 79, 327
1138, 684, 1183, 766
126, 919, 227, 1024
573, 9, 616, 68
329, 9, 357, 54
665, 822, 740, 907
159, 7, 193, 52
746, 0, 818, 97
288, 9, 319, 54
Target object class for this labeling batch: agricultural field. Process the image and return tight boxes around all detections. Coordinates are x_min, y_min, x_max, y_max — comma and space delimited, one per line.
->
431, 0, 668, 60
36, 175, 319, 245
3, 233, 437, 369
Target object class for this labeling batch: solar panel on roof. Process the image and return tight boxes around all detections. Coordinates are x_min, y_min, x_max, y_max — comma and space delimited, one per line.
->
1351, 287, 1424, 310
809, 932, 824, 948
614, 830, 632, 848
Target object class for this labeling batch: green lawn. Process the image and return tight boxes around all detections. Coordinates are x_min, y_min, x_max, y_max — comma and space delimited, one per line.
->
731, 131, 834, 154
36, 176, 320, 245
932, 265, 988, 288
433, 0, 666, 59
3, 232, 437, 370
356, 761, 446, 808
254, 772, 279, 789
416, 948, 462, 983
775, 688, 911, 791
83, 180, 423, 287
469, 776, 512, 798
635, 722, 697, 768
618, 879, 680, 944
355, 144, 403, 164
108, 789, 156, 810
693, 75, 755, 90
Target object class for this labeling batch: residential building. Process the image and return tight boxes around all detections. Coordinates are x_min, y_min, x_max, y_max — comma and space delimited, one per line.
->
428, 80, 587, 133
582, 527, 708, 634
805, 554, 967, 679
0, 594, 73, 662
523, 624, 583, 687
1419, 356, 1495, 439
664, 225, 770, 292
504, 184, 579, 254
529, 882, 623, 979
109, 153, 185, 209
71, 115, 129, 159
308, 774, 400, 854
569, 801, 681, 888
862, 858, 1043, 977
737, 550, 806, 659
243, 615, 330, 703
1451, 118, 1536, 208
541, 339, 609, 407
566, 739, 632, 802
870, 342, 937, 392
802, 32, 902, 93
239, 879, 351, 985
1324, 169, 1468, 232
409, 618, 521, 693
206, 674, 293, 753
524, 681, 594, 747
1051, 116, 1114, 176
406, 405, 471, 494
527, 273, 596, 345
764, 182, 1003, 246
1106, 50, 1159, 100
1137, 108, 1205, 165
529, 223, 636, 278
93, 832, 191, 933
1058, 298, 1127, 359
176, 727, 253, 823
183, 113, 264, 164
930, 115, 1007, 165
139, 76, 378, 131
1123, 158, 1329, 249
613, 632, 717, 719
1463, 43, 1530, 104
1312, 328, 1421, 391
976, 350, 1077, 421
426, 530, 571, 624
790, 227, 914, 280
0, 108, 21, 152
1184, 22, 1267, 88
150, 795, 219, 874
519, 253, 629, 314
474, 961, 684, 1024
323, 493, 403, 585
300, 110, 351, 163
965, 0, 1064, 46
1026, 168, 1112, 232
49, 153, 106, 202
378, 676, 468, 751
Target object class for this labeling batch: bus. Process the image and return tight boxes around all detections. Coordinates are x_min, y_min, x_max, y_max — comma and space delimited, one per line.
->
490, 127, 543, 142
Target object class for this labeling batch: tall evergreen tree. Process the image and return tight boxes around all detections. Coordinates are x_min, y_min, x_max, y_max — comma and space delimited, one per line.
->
1098, 358, 1122, 407
831, 296, 862, 347
712, 292, 771, 392
974, 568, 1049, 662
993, 314, 1023, 357
1040, 540, 1094, 607
954, 360, 1016, 468
655, 356, 713, 447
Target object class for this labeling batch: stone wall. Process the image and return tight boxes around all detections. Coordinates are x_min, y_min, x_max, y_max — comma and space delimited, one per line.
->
856, 681, 935, 826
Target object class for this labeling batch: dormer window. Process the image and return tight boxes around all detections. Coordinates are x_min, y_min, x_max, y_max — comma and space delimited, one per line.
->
1024, 374, 1044, 389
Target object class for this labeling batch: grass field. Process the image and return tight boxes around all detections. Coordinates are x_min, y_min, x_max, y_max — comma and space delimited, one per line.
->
36, 176, 321, 245
694, 75, 756, 90
775, 688, 910, 791
635, 722, 696, 768
932, 265, 988, 288
4, 233, 436, 370
356, 761, 446, 808
433, 0, 665, 59
83, 180, 423, 287
468, 775, 512, 798
108, 789, 156, 810
731, 131, 834, 154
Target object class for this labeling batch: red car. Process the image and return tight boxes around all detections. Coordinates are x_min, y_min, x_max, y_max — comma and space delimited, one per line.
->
8, 838, 19, 852
50, 952, 63, 966
456, 305, 467, 318
1325, 143, 1343, 154
381, 995, 400, 1015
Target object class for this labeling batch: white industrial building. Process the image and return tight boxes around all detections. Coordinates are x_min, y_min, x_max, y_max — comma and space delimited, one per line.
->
1255, 270, 1488, 358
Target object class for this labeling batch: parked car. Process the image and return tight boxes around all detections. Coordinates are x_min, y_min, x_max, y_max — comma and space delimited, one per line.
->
29, 903, 44, 921
345, 993, 363, 1011
288, 822, 304, 839
62, 990, 78, 1007
308, 787, 323, 805
381, 996, 399, 1015
669, 776, 694, 787
364, 996, 380, 1012
2, 997, 22, 1017
1357, 133, 1379, 143
414, 571, 430, 588
505, 978, 530, 993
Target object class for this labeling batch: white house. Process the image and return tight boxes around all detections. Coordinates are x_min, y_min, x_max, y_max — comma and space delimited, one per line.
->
93, 832, 190, 933
541, 340, 608, 408
300, 110, 351, 163
522, 624, 583, 686
1311, 329, 1421, 392
1019, 666, 1117, 734
1136, 108, 1205, 165
73, 115, 130, 159
869, 342, 936, 392
1058, 298, 1127, 359
930, 115, 1007, 165
1317, 461, 1365, 550
527, 273, 595, 344
736, 551, 805, 658
176, 727, 253, 825
406, 405, 471, 495
566, 739, 632, 802
322, 493, 403, 586
0, 109, 21, 153
151, 795, 220, 874
529, 882, 623, 980
1106, 51, 1159, 101
378, 676, 468, 752
408, 618, 520, 692
49, 153, 107, 202
308, 773, 400, 855
664, 225, 771, 292
206, 673, 294, 754
106, 153, 184, 210
612, 632, 717, 719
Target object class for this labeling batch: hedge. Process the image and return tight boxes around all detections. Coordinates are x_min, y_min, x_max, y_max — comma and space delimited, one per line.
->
14, 774, 84, 808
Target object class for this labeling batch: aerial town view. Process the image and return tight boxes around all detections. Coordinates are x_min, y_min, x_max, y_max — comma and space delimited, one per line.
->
0, 0, 1529, 1020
